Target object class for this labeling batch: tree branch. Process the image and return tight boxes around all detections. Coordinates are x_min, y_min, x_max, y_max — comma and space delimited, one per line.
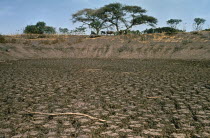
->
25, 111, 106, 122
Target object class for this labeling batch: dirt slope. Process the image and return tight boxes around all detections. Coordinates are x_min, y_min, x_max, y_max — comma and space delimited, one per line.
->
0, 32, 210, 61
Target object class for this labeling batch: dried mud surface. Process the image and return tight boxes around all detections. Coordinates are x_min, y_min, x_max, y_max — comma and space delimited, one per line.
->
0, 58, 210, 137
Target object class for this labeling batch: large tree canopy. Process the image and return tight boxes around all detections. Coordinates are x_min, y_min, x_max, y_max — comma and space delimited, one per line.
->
72, 3, 158, 33
193, 18, 206, 31
72, 9, 107, 35
96, 3, 157, 31
167, 19, 182, 29
121, 5, 157, 30
97, 3, 124, 31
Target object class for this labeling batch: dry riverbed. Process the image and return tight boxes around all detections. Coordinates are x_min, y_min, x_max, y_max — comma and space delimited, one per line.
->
0, 58, 210, 137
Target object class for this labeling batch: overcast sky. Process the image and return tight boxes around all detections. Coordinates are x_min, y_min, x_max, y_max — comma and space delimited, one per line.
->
0, 0, 210, 34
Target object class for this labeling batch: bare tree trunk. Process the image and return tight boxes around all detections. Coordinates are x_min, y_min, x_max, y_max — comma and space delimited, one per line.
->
96, 28, 100, 35
116, 24, 119, 32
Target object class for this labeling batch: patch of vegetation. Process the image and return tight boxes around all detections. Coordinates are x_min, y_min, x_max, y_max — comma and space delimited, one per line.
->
24, 21, 56, 34
191, 31, 200, 35
0, 45, 14, 52
0, 35, 6, 43
89, 35, 100, 38
0, 46, 9, 52
193, 18, 206, 31
143, 27, 182, 34
72, 3, 157, 35
167, 19, 182, 29
204, 28, 210, 31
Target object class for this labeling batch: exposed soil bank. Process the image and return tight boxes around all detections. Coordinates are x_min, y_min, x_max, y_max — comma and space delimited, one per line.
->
0, 32, 210, 61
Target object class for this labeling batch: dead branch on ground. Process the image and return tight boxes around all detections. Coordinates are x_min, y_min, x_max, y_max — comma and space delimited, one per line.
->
25, 111, 106, 122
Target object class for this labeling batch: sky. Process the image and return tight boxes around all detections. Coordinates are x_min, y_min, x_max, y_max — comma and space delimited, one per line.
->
0, 0, 210, 34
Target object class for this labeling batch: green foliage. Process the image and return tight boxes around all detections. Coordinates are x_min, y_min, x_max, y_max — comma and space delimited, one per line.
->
44, 26, 56, 34
74, 26, 86, 35
99, 3, 157, 31
128, 30, 141, 35
0, 35, 6, 43
193, 18, 206, 31
59, 28, 69, 34
24, 21, 56, 34
191, 31, 200, 35
204, 28, 210, 31
72, 3, 157, 33
69, 26, 87, 35
24, 25, 40, 34
98, 3, 124, 31
143, 27, 182, 34
72, 9, 107, 35
167, 19, 182, 29
0, 46, 9, 52
0, 45, 14, 52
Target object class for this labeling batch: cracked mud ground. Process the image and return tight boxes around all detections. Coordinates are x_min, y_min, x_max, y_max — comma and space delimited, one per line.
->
0, 59, 210, 138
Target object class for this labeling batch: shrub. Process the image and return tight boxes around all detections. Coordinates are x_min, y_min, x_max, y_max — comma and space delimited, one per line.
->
204, 28, 210, 31
191, 31, 200, 35
24, 21, 56, 34
0, 46, 9, 52
143, 27, 182, 34
0, 35, 6, 43
0, 46, 14, 52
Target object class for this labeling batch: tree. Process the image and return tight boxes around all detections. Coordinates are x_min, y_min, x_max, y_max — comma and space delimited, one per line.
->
72, 3, 157, 34
24, 21, 56, 34
24, 25, 40, 34
35, 22, 47, 34
193, 18, 206, 31
74, 26, 86, 35
97, 3, 124, 31
122, 5, 157, 30
59, 27, 69, 34
44, 26, 56, 34
97, 3, 157, 31
68, 26, 86, 35
167, 19, 182, 29
72, 9, 107, 35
